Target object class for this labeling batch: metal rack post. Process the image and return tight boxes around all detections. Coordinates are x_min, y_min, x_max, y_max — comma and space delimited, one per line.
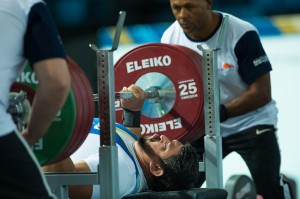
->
45, 11, 126, 199
90, 11, 126, 199
197, 15, 229, 189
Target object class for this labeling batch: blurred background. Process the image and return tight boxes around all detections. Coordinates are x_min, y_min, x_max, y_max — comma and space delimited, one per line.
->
44, 0, 300, 91
44, 0, 300, 197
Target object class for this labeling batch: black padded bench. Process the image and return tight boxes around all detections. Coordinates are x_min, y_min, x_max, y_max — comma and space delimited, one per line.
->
122, 188, 227, 199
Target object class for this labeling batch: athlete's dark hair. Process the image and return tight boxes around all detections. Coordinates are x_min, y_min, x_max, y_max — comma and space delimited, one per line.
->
150, 143, 200, 191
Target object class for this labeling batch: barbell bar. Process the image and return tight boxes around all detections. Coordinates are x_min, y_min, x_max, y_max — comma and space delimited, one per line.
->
93, 87, 176, 101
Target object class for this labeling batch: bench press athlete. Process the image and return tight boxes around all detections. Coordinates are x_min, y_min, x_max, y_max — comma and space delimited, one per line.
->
0, 0, 71, 198
43, 84, 200, 199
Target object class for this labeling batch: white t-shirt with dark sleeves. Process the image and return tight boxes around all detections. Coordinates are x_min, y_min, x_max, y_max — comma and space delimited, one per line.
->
71, 119, 148, 199
161, 12, 278, 137
0, 0, 66, 137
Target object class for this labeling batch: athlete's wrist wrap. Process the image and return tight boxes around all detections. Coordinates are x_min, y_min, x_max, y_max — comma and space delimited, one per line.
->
220, 104, 228, 123
122, 108, 141, 127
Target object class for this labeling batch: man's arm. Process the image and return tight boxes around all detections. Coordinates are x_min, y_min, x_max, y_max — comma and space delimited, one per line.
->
120, 84, 146, 137
22, 58, 71, 145
223, 31, 273, 120
224, 72, 271, 118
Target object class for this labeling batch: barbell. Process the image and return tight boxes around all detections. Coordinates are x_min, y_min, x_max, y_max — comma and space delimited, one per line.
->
94, 89, 176, 101
10, 43, 205, 165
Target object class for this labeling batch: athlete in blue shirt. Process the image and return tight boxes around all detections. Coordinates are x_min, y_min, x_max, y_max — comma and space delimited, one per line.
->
44, 85, 200, 199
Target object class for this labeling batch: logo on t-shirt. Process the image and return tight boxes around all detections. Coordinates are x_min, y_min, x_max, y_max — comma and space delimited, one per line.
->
253, 55, 269, 67
223, 63, 235, 69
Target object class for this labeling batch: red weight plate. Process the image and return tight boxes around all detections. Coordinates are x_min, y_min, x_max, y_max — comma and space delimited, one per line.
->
62, 57, 88, 156
156, 43, 205, 141
114, 43, 205, 142
171, 45, 205, 141
73, 58, 95, 148
64, 56, 94, 156
48, 57, 84, 164
51, 56, 94, 163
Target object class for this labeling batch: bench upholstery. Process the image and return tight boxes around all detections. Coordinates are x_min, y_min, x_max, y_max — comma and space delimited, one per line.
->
122, 188, 228, 199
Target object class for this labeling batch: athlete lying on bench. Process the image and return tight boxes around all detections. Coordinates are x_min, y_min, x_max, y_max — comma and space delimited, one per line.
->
43, 84, 200, 199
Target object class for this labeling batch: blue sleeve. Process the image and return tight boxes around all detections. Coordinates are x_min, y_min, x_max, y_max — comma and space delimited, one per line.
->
234, 31, 272, 84
89, 118, 138, 141
24, 2, 66, 66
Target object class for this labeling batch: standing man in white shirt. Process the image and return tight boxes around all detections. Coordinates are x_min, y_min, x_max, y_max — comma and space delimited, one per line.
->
0, 0, 71, 198
161, 0, 284, 198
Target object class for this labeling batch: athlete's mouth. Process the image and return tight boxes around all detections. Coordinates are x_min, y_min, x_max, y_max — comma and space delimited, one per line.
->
180, 22, 191, 28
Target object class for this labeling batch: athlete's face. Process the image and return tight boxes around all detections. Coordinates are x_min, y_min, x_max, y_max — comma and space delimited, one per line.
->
170, 0, 212, 39
138, 134, 183, 160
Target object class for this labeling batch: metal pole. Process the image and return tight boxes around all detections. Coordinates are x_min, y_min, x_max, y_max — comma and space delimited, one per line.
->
90, 11, 126, 199
197, 15, 229, 189
201, 48, 223, 188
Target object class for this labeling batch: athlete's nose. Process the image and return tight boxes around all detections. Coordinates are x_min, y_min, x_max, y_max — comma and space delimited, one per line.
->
160, 135, 170, 143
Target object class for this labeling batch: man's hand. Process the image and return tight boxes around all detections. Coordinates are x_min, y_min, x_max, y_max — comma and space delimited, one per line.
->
120, 84, 146, 111
21, 129, 35, 146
